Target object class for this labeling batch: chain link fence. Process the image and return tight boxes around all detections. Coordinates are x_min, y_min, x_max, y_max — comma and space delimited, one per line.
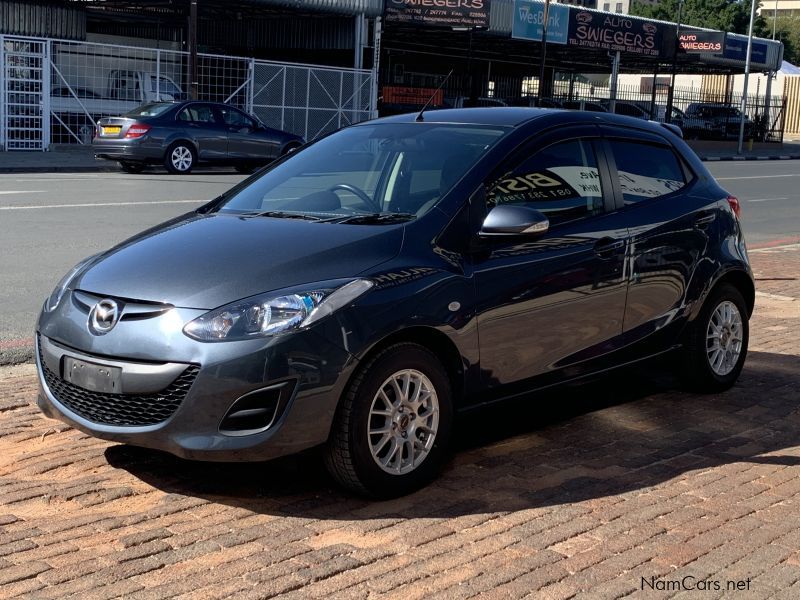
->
1, 34, 375, 150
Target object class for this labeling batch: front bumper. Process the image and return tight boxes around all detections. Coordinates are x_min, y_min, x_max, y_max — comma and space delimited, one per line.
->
35, 292, 358, 462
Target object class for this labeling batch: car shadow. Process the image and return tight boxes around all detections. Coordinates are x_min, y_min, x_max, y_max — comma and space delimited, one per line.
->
105, 350, 800, 518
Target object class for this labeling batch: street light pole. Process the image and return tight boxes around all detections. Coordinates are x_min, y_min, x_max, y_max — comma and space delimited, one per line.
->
666, 0, 684, 124
773, 0, 778, 40
737, 0, 758, 154
537, 0, 551, 103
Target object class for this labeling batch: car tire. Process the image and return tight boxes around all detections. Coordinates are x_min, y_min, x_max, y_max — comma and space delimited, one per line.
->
119, 161, 145, 174
324, 343, 453, 498
679, 283, 749, 393
164, 142, 196, 174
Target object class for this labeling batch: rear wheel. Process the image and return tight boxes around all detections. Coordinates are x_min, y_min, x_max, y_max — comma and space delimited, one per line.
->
118, 161, 145, 174
679, 283, 749, 392
164, 142, 196, 174
324, 343, 453, 498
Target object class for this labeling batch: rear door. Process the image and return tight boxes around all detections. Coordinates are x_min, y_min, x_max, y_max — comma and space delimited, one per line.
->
472, 127, 629, 390
601, 127, 711, 348
175, 103, 228, 160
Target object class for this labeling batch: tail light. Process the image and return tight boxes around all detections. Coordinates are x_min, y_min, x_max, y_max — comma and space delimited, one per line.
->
125, 123, 151, 139
726, 195, 741, 219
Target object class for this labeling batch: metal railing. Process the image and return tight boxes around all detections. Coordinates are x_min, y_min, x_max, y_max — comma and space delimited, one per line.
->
1, 34, 376, 150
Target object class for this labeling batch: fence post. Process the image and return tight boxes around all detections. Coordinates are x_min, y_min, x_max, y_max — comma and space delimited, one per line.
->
156, 49, 161, 100
281, 66, 287, 132
371, 17, 381, 119
339, 71, 344, 130
0, 35, 5, 151
43, 39, 50, 150
305, 67, 311, 141
247, 58, 255, 114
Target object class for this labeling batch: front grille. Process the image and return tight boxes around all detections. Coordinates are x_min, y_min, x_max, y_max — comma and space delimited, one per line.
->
38, 338, 199, 427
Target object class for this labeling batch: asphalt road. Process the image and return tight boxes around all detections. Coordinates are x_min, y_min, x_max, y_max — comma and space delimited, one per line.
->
0, 160, 798, 363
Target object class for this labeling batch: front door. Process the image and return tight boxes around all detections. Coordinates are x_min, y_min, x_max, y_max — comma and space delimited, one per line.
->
472, 133, 628, 390
218, 105, 276, 160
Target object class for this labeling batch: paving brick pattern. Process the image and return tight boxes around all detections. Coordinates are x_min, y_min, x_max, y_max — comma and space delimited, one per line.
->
1, 247, 800, 599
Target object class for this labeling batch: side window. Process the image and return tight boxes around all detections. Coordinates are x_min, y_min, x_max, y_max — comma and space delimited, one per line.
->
178, 105, 217, 124
487, 139, 604, 226
608, 140, 686, 204
220, 107, 255, 128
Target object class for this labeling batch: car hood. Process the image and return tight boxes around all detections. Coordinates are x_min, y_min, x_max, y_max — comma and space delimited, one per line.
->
74, 213, 404, 309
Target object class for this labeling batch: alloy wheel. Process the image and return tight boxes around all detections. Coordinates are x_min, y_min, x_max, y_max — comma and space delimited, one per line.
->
367, 369, 439, 475
171, 146, 193, 171
706, 300, 744, 376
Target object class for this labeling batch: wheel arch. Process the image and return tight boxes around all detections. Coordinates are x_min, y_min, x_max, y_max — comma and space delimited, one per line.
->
711, 269, 755, 318
348, 326, 466, 408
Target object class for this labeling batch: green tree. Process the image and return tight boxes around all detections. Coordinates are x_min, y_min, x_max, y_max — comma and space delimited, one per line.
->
630, 0, 769, 37
772, 16, 800, 64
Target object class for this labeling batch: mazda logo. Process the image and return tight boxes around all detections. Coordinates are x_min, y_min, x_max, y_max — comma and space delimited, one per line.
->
89, 299, 120, 335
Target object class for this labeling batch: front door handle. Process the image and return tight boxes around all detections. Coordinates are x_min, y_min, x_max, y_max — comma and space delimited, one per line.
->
594, 237, 625, 257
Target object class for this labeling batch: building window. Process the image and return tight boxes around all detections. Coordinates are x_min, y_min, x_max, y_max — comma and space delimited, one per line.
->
603, 2, 610, 10
616, 2, 623, 12
487, 81, 496, 98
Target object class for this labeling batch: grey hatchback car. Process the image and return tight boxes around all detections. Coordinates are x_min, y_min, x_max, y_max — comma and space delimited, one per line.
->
93, 101, 304, 174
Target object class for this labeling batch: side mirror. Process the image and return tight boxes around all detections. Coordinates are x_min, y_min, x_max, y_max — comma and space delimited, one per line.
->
479, 204, 549, 237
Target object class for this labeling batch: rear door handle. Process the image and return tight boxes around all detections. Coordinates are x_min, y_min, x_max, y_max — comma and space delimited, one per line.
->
695, 213, 716, 228
594, 238, 625, 257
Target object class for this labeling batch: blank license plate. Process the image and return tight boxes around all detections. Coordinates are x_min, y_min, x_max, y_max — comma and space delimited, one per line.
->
101, 126, 121, 135
63, 357, 122, 394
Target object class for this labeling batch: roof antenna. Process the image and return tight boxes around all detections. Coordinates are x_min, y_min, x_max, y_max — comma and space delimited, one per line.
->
416, 70, 453, 122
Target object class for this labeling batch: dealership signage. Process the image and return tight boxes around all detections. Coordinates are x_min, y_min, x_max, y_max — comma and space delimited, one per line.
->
511, 0, 570, 45
567, 12, 675, 58
384, 0, 491, 29
679, 31, 725, 53
382, 86, 443, 105
720, 36, 768, 64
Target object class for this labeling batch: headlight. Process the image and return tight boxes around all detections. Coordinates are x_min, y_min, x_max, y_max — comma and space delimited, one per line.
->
44, 255, 98, 312
183, 279, 373, 342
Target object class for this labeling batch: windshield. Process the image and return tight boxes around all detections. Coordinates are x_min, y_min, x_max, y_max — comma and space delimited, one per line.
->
216, 123, 507, 220
151, 77, 182, 96
125, 103, 174, 117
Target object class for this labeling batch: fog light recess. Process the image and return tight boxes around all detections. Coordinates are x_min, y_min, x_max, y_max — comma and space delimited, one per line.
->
219, 381, 294, 436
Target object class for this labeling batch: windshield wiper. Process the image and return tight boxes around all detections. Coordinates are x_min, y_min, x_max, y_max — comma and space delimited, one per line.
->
332, 212, 416, 225
239, 210, 323, 221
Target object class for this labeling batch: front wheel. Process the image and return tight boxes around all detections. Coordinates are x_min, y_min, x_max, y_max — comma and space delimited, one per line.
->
164, 142, 196, 174
679, 283, 749, 392
324, 343, 453, 498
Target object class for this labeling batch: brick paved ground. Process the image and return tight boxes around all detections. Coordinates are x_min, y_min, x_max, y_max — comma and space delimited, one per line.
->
1, 246, 800, 599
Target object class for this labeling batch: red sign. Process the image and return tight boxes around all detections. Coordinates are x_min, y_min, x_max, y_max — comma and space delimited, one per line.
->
382, 86, 443, 106
679, 31, 725, 53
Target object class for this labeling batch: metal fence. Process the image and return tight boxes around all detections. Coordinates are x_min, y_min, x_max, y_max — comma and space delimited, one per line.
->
1, 34, 375, 151
381, 70, 787, 143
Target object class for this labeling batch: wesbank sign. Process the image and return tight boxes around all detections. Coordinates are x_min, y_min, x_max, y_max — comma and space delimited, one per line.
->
511, 0, 569, 45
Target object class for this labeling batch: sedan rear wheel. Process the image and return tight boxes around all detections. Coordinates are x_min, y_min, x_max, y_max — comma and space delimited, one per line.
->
164, 142, 196, 174
324, 343, 452, 498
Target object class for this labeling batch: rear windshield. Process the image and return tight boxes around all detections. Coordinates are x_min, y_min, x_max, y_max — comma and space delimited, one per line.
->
125, 103, 174, 118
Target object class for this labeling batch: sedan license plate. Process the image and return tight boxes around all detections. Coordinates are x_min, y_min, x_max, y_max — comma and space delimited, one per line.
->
101, 126, 121, 136
63, 357, 122, 394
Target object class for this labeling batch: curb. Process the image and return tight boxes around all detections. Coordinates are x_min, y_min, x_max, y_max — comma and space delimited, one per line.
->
700, 154, 800, 162
0, 166, 118, 174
